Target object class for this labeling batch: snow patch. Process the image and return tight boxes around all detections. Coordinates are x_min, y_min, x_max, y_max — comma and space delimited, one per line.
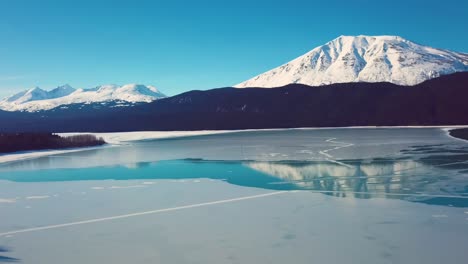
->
0, 198, 16, 203
25, 195, 50, 200
109, 185, 146, 189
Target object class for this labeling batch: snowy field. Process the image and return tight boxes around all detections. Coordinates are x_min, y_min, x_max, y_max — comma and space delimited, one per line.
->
1, 179, 467, 264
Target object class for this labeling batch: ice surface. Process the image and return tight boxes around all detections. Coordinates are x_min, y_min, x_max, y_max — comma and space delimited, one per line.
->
1, 128, 468, 263
0, 180, 467, 264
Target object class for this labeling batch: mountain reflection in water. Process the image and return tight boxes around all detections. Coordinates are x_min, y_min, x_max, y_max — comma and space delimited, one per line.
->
245, 158, 468, 206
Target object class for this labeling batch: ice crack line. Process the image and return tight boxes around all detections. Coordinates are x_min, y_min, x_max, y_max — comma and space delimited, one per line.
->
0, 191, 292, 238
318, 137, 354, 167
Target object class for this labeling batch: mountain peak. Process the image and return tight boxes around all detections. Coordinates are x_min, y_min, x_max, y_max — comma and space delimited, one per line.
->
235, 35, 468, 88
331, 35, 407, 44
56, 84, 73, 90
336, 35, 404, 39
28, 86, 45, 93
49, 84, 76, 98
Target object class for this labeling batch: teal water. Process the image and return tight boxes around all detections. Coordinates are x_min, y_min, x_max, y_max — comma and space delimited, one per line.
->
1, 128, 468, 207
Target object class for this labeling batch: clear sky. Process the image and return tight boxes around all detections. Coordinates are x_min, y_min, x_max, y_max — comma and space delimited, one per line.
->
0, 0, 467, 97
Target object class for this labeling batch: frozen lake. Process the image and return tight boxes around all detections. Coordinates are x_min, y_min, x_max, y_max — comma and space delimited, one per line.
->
1, 128, 468, 263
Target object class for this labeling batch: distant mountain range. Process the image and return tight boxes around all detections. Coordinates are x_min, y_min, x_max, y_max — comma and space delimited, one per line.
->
0, 35, 467, 131
2, 35, 467, 113
0, 84, 166, 112
1, 72, 468, 132
235, 35, 468, 88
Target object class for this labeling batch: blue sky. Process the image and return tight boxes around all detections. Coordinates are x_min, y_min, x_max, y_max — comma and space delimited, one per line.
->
0, 0, 467, 97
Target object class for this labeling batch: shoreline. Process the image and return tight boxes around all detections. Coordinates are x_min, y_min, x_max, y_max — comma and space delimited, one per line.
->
2, 126, 468, 165
0, 130, 239, 165
0, 145, 113, 166
60, 125, 468, 142
446, 128, 468, 142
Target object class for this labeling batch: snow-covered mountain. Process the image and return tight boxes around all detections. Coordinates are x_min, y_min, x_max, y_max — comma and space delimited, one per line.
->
0, 84, 166, 112
235, 35, 468, 88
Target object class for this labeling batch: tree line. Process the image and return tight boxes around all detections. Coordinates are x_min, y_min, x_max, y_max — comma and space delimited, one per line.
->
0, 133, 106, 153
